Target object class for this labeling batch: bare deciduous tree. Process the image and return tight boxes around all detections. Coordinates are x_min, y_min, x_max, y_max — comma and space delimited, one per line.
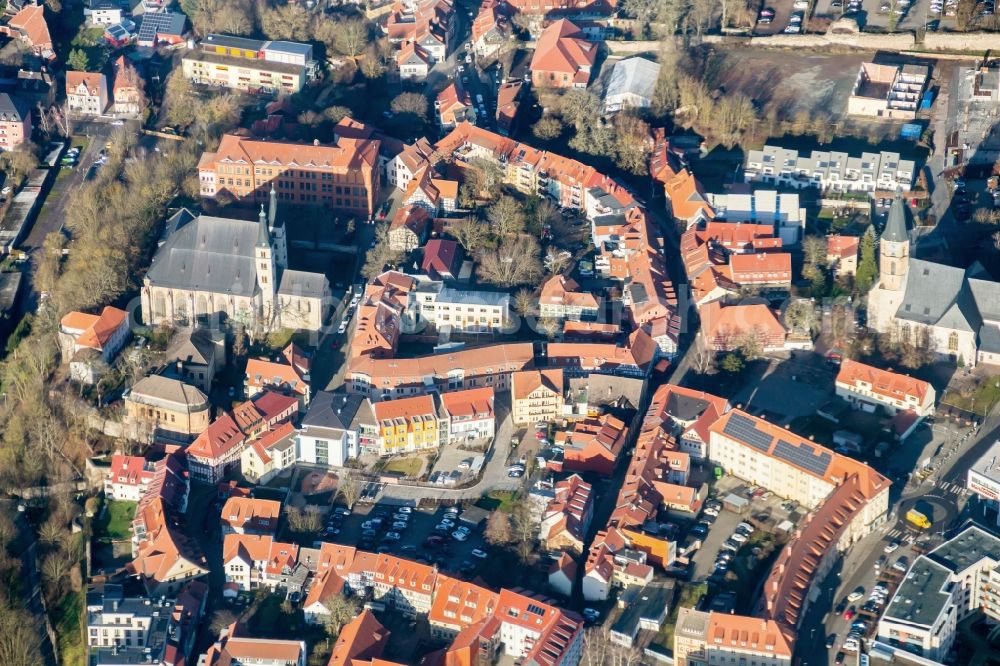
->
478, 236, 543, 288
335, 474, 362, 510
487, 195, 525, 238
580, 627, 643, 666
447, 216, 490, 253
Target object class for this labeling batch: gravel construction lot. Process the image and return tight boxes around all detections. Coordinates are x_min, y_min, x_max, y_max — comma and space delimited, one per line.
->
706, 48, 874, 123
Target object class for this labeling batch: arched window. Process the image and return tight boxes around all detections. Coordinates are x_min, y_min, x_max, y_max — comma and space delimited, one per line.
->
948, 332, 959, 352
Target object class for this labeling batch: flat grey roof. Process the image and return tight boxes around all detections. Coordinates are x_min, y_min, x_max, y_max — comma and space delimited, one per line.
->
882, 555, 953, 629
927, 524, 1000, 573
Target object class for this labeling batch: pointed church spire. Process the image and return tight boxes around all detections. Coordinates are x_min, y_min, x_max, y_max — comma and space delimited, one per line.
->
257, 204, 270, 248
883, 192, 909, 244
268, 184, 278, 227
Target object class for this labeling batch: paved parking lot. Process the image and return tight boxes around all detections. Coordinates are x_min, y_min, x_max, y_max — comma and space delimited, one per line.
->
318, 502, 490, 576
814, 0, 942, 30
689, 478, 804, 582
753, 0, 807, 35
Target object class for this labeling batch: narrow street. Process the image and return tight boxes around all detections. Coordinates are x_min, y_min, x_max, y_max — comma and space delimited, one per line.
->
796, 402, 1000, 665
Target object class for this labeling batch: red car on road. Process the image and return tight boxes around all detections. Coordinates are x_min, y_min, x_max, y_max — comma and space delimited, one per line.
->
843, 606, 856, 621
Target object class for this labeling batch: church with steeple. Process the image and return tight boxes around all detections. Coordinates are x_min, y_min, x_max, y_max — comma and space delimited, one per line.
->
141, 187, 331, 332
868, 194, 1000, 367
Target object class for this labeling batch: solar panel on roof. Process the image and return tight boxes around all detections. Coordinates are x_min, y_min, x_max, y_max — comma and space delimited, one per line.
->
773, 439, 832, 477
138, 12, 182, 42
723, 412, 772, 452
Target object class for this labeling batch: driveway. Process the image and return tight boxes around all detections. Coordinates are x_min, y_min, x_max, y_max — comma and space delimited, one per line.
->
12, 122, 113, 324
374, 392, 522, 504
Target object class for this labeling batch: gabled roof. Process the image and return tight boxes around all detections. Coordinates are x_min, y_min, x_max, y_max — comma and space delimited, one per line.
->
421, 238, 463, 279
512, 368, 563, 401
187, 413, 245, 462
835, 359, 932, 404
66, 71, 106, 95
221, 496, 281, 532
327, 609, 389, 666
8, 4, 51, 47
440, 386, 494, 419
389, 204, 430, 237
530, 19, 596, 80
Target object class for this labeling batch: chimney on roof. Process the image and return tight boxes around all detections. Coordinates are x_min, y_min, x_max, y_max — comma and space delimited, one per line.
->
313, 139, 320, 146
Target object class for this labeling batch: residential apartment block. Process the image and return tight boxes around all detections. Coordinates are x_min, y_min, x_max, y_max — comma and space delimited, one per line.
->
706, 189, 806, 245
969, 441, 1000, 527
744, 144, 916, 193
835, 359, 935, 417
66, 71, 108, 116
181, 34, 316, 95
370, 393, 446, 456
86, 582, 206, 665
0, 93, 30, 151
512, 368, 564, 425
347, 342, 534, 400
197, 126, 380, 217
296, 391, 371, 467
877, 525, 1000, 661
440, 386, 495, 442
709, 410, 890, 632
674, 609, 793, 666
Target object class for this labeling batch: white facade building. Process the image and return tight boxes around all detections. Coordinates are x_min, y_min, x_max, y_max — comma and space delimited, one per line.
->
706, 190, 806, 245
744, 145, 916, 194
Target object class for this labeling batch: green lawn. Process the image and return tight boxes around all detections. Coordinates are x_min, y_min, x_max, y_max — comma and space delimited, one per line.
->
942, 377, 1000, 417
382, 456, 424, 477
475, 490, 521, 512
53, 589, 84, 666
94, 500, 136, 540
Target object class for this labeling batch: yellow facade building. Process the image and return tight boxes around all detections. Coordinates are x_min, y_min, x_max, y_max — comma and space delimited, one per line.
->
370, 394, 445, 456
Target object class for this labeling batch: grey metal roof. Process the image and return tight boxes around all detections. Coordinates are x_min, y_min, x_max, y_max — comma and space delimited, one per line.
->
202, 34, 266, 51
605, 57, 660, 102
146, 209, 261, 296
278, 269, 328, 299
301, 391, 365, 431
265, 40, 313, 57
882, 195, 910, 243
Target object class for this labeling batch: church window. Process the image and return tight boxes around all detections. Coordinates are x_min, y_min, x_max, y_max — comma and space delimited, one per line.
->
948, 332, 959, 352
